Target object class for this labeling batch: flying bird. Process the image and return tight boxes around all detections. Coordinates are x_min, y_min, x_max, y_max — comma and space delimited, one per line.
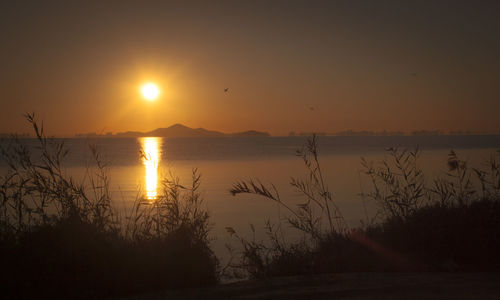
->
225, 227, 236, 236
224, 88, 229, 92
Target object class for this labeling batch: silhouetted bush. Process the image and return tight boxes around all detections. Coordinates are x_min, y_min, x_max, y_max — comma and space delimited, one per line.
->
0, 114, 218, 298
367, 198, 500, 271
227, 137, 500, 278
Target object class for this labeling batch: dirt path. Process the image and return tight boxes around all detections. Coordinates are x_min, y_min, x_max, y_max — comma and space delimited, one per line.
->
125, 273, 500, 299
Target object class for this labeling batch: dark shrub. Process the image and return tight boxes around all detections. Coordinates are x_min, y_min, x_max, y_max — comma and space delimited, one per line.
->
0, 114, 219, 297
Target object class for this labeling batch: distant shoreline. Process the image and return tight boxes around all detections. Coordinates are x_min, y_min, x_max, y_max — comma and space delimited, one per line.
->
3, 133, 500, 139
3, 123, 498, 139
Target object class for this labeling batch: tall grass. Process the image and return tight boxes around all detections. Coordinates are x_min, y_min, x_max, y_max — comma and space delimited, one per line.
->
362, 147, 500, 214
230, 135, 347, 240
0, 114, 218, 297
361, 147, 425, 220
227, 136, 500, 277
227, 135, 348, 278
359, 147, 500, 271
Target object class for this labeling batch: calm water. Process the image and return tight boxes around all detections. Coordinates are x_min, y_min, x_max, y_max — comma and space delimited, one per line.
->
1, 135, 499, 257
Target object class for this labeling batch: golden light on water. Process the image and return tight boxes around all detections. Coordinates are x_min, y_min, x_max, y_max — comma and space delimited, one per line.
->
140, 137, 162, 200
141, 83, 160, 101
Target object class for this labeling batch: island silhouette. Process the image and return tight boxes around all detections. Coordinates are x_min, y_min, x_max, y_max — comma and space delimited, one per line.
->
76, 124, 270, 138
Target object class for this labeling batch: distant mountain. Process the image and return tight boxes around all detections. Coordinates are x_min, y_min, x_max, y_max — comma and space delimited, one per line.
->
113, 124, 269, 138
145, 124, 226, 138
231, 130, 270, 137
113, 131, 143, 138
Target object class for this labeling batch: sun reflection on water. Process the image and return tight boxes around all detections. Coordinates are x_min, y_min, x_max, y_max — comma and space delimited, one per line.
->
140, 137, 162, 201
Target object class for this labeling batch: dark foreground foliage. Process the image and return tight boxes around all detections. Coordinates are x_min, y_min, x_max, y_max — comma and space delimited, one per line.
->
228, 136, 500, 279
310, 197, 500, 275
0, 114, 218, 298
368, 198, 500, 271
0, 219, 218, 298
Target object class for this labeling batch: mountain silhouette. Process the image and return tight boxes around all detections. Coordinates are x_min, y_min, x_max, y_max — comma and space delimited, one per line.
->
114, 124, 269, 138
145, 124, 226, 138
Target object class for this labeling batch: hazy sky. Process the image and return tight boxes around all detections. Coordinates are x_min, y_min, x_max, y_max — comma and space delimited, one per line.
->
1, 0, 499, 136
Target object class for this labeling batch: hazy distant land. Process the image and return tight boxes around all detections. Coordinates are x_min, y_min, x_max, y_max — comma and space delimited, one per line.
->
76, 124, 271, 138
289, 129, 494, 137
1, 126, 496, 139
71, 125, 496, 139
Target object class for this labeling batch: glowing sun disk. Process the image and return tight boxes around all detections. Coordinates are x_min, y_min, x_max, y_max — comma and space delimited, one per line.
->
141, 83, 160, 101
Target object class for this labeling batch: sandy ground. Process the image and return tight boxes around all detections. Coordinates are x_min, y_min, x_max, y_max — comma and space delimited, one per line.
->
124, 272, 500, 299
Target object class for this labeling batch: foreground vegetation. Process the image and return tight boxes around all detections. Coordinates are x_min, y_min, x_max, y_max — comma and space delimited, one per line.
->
227, 136, 500, 278
0, 114, 218, 298
1, 115, 499, 297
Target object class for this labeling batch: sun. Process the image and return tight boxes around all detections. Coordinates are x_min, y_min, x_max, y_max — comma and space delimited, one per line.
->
141, 83, 160, 101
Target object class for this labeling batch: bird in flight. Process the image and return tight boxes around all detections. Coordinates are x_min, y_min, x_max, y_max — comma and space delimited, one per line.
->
224, 88, 229, 92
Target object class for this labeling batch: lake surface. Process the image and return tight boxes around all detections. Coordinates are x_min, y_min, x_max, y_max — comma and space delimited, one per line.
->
1, 135, 499, 258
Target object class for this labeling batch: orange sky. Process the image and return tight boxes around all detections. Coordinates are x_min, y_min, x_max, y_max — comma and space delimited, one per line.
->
1, 1, 499, 136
